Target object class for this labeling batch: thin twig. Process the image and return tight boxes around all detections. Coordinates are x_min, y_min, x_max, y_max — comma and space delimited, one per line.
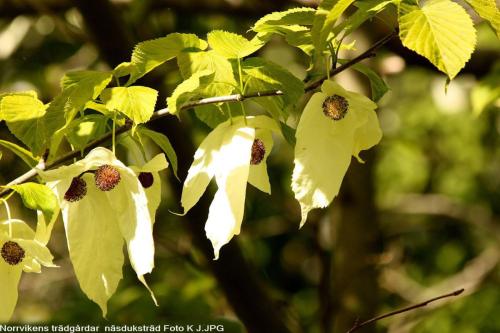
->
0, 31, 396, 197
305, 31, 398, 91
346, 288, 465, 333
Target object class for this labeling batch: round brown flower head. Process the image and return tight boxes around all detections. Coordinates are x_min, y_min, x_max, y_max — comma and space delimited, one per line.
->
94, 165, 121, 191
250, 139, 266, 165
1, 241, 25, 266
138, 172, 154, 188
64, 177, 87, 202
322, 94, 349, 120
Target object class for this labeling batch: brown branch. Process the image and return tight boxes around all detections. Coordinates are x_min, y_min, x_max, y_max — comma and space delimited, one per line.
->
0, 29, 396, 196
346, 288, 465, 333
305, 31, 398, 91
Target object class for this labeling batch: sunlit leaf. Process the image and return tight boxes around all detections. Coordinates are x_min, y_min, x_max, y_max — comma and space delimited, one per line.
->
398, 0, 476, 79
7, 183, 58, 222
463, 0, 500, 38
207, 30, 263, 59
101, 86, 158, 124
123, 33, 208, 85
167, 70, 215, 116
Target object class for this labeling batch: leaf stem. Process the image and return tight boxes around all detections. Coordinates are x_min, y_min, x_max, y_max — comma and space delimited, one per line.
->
112, 112, 117, 154
1, 198, 13, 238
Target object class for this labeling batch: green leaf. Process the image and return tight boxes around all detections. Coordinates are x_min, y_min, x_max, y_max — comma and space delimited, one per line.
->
252, 7, 316, 33
463, 0, 500, 38
177, 50, 237, 97
7, 183, 58, 222
57, 70, 113, 123
311, 0, 356, 55
101, 86, 158, 124
349, 62, 390, 102
194, 104, 231, 129
66, 114, 108, 150
243, 57, 305, 119
167, 70, 215, 116
0, 92, 59, 156
398, 0, 477, 79
137, 127, 179, 179
124, 33, 208, 85
0, 139, 38, 167
207, 30, 263, 59
334, 0, 396, 36
243, 57, 304, 104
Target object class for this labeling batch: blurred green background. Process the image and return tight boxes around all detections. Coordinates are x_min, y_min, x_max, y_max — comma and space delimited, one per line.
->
0, 0, 499, 332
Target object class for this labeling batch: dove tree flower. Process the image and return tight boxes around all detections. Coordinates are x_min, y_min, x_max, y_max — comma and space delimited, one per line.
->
38, 147, 168, 316
181, 115, 278, 259
292, 80, 382, 226
0, 218, 56, 322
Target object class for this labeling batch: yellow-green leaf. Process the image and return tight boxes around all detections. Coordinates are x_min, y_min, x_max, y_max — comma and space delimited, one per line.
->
0, 139, 38, 167
166, 70, 215, 116
464, 0, 500, 38
7, 183, 58, 222
398, 0, 477, 79
101, 86, 158, 124
207, 30, 263, 59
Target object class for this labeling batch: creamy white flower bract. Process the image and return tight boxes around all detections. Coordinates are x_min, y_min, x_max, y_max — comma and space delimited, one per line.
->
181, 116, 278, 259
38, 147, 167, 316
0, 219, 55, 322
292, 80, 382, 226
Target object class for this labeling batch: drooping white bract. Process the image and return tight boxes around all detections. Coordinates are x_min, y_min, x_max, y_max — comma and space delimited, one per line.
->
0, 219, 56, 322
292, 80, 382, 226
181, 116, 278, 259
38, 147, 168, 316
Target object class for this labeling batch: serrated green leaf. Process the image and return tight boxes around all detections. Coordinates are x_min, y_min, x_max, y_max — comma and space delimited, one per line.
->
57, 70, 113, 123
101, 86, 158, 124
167, 70, 215, 116
137, 127, 178, 179
0, 92, 60, 156
464, 0, 500, 38
207, 30, 263, 59
177, 50, 237, 97
66, 114, 108, 150
349, 62, 390, 102
124, 33, 208, 85
7, 183, 58, 222
312, 0, 356, 55
0, 139, 38, 167
194, 104, 231, 129
243, 57, 305, 106
398, 0, 477, 79
252, 7, 316, 33
334, 0, 396, 36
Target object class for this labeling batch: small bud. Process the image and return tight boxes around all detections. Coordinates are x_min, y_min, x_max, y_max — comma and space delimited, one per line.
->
94, 165, 121, 191
322, 95, 349, 120
1, 241, 25, 266
64, 177, 87, 202
138, 172, 154, 188
250, 139, 266, 165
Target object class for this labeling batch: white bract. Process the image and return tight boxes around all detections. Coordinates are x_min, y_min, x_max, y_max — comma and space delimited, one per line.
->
181, 116, 278, 259
0, 219, 55, 322
292, 80, 382, 226
38, 147, 167, 316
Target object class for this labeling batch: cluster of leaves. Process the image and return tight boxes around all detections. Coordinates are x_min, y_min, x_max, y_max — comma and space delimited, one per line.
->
0, 0, 497, 322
